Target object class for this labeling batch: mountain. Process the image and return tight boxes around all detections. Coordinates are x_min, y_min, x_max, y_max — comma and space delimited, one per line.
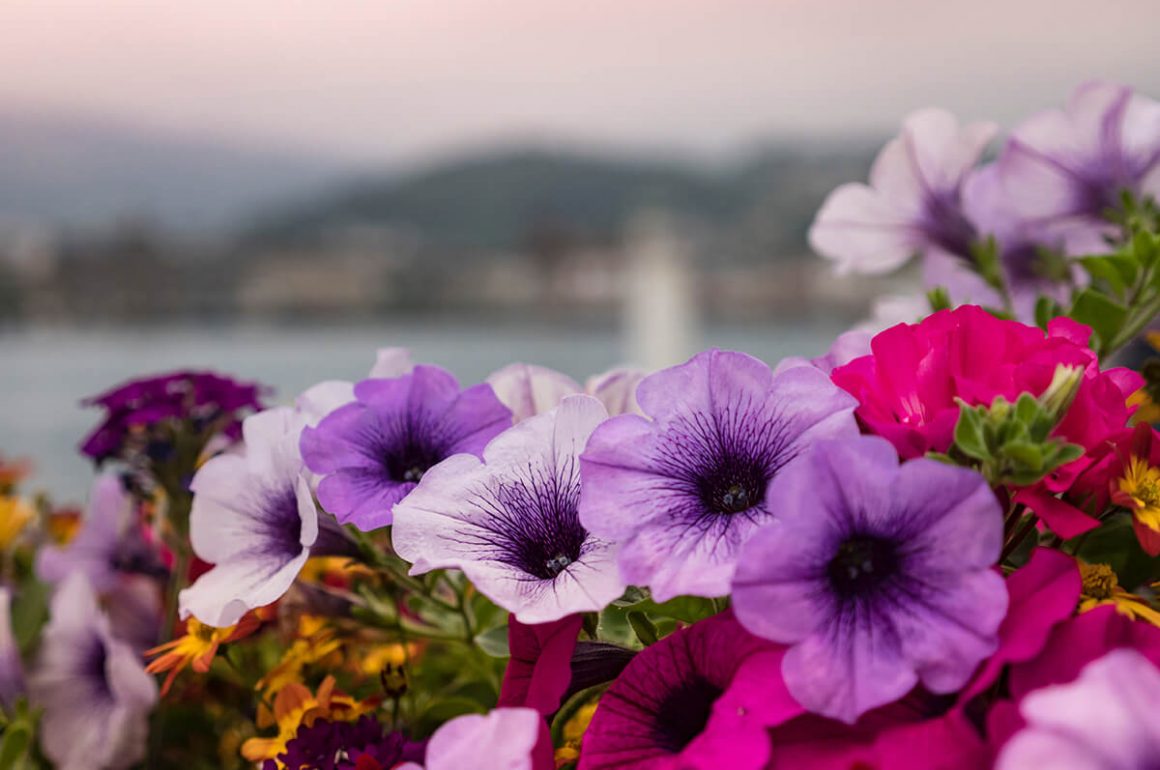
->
0, 111, 352, 233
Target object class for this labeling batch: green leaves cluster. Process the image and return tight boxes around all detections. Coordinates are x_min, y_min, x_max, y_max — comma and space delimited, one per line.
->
950, 391, 1083, 487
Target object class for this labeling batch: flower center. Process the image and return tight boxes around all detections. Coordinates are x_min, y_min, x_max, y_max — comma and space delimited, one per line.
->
827, 535, 899, 598
383, 442, 443, 485
543, 553, 574, 578
1080, 562, 1119, 600
653, 676, 722, 752
699, 465, 766, 515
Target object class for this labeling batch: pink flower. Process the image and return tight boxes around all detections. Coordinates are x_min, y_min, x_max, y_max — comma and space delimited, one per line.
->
831, 306, 1142, 537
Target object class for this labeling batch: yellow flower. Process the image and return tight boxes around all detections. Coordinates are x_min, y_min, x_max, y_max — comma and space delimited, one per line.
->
146, 613, 261, 695
297, 556, 373, 585
241, 676, 369, 765
1129, 388, 1160, 426
357, 642, 412, 678
257, 615, 343, 696
1078, 562, 1160, 628
1114, 456, 1160, 547
554, 700, 599, 767
0, 496, 33, 549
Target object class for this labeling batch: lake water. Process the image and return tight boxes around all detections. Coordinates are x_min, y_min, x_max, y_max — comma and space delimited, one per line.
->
0, 320, 842, 501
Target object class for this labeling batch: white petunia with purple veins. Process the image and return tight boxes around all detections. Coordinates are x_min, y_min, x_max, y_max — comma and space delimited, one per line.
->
578, 349, 859, 601
30, 573, 157, 770
392, 395, 624, 624
809, 108, 997, 275
179, 405, 355, 628
487, 362, 645, 423
997, 649, 1160, 770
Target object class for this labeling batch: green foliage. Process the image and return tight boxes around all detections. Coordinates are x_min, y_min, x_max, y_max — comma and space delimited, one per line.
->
952, 385, 1084, 487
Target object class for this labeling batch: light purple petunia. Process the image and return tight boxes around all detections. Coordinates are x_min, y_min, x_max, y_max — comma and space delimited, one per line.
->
180, 406, 355, 627
997, 649, 1160, 770
731, 435, 1007, 723
36, 474, 165, 593
0, 588, 24, 712
396, 707, 551, 770
30, 573, 157, 770
487, 363, 646, 423
988, 80, 1160, 255
392, 395, 623, 623
809, 108, 997, 275
300, 364, 512, 531
578, 349, 859, 600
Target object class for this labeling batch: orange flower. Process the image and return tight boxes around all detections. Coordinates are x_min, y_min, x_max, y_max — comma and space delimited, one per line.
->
257, 615, 343, 696
146, 613, 261, 695
241, 676, 370, 765
0, 455, 31, 494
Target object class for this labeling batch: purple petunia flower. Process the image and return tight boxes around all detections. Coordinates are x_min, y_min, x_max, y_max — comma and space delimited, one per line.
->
578, 349, 858, 600
0, 588, 24, 712
180, 406, 355, 627
579, 611, 800, 770
36, 474, 166, 593
30, 573, 157, 770
988, 81, 1160, 255
392, 395, 623, 623
300, 364, 512, 531
80, 370, 266, 463
731, 435, 1007, 724
401, 707, 552, 770
997, 649, 1160, 770
487, 363, 645, 423
809, 108, 997, 275
264, 714, 426, 770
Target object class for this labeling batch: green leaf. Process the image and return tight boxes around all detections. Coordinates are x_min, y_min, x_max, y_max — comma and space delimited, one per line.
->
474, 625, 510, 658
626, 611, 658, 646
10, 581, 49, 654
1034, 295, 1062, 329
953, 406, 989, 461
1003, 442, 1044, 471
1069, 289, 1129, 350
926, 286, 952, 313
0, 721, 32, 770
648, 596, 718, 624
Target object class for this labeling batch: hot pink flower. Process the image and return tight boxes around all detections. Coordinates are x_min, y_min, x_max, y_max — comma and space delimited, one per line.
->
832, 306, 1142, 537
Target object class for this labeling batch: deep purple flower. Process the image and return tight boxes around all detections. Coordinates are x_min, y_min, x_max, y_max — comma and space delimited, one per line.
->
36, 474, 166, 593
498, 614, 583, 715
392, 395, 623, 623
809, 108, 996, 275
264, 714, 425, 770
180, 406, 355, 627
997, 649, 1160, 770
30, 573, 157, 770
80, 370, 266, 463
579, 611, 800, 770
988, 81, 1160, 255
300, 364, 511, 531
732, 435, 1007, 723
578, 350, 858, 600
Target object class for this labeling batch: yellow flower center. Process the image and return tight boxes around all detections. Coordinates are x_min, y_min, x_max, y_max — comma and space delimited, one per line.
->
1080, 562, 1119, 601
1119, 457, 1160, 531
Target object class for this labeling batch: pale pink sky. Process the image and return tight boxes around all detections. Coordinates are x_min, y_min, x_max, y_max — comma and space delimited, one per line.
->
1, 0, 1157, 163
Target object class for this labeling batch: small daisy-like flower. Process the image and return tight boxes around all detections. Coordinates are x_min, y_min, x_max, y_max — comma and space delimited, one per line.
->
242, 676, 370, 766
578, 349, 858, 600
1114, 455, 1160, 555
256, 615, 343, 697
732, 435, 1007, 723
393, 395, 623, 623
300, 365, 512, 531
145, 613, 262, 695
997, 649, 1160, 770
262, 714, 425, 770
1078, 562, 1160, 628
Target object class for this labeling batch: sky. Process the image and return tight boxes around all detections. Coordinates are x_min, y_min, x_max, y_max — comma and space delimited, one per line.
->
1, 0, 1158, 165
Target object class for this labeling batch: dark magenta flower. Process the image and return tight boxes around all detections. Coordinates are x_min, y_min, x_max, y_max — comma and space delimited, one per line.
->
263, 714, 425, 770
579, 611, 800, 770
498, 614, 583, 715
732, 435, 1006, 723
300, 364, 511, 531
579, 349, 858, 600
80, 370, 266, 463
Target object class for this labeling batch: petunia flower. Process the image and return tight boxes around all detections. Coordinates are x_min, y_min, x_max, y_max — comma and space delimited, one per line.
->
498, 614, 584, 715
30, 573, 158, 770
180, 406, 356, 627
578, 610, 800, 770
392, 395, 624, 623
731, 435, 1007, 723
399, 707, 553, 770
36, 474, 166, 593
0, 588, 24, 712
300, 364, 511, 531
997, 649, 1160, 770
578, 349, 858, 600
988, 80, 1160, 255
487, 363, 645, 423
809, 108, 996, 275
145, 613, 262, 695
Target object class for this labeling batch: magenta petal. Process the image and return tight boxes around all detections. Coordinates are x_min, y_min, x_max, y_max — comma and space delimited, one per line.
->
498, 614, 583, 716
1012, 488, 1099, 539
960, 548, 1080, 701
